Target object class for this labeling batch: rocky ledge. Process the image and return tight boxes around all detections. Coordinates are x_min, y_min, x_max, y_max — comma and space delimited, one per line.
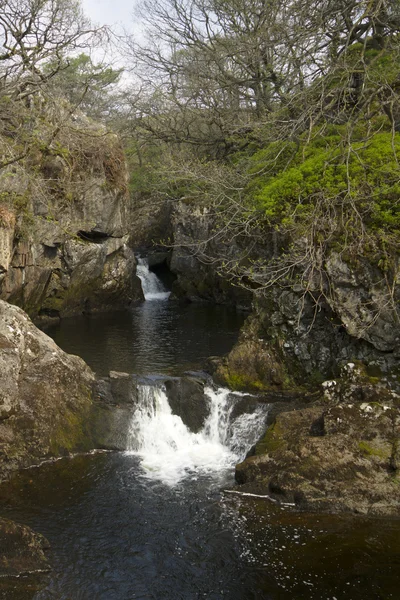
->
235, 363, 400, 516
0, 518, 50, 579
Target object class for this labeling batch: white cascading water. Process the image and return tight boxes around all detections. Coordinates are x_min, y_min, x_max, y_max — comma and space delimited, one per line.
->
126, 384, 268, 485
136, 257, 171, 301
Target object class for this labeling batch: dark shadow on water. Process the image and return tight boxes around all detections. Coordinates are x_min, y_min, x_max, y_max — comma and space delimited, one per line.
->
0, 454, 399, 600
43, 302, 245, 376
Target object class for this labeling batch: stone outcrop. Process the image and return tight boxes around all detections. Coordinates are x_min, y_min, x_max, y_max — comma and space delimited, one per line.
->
164, 374, 210, 433
204, 248, 400, 516
129, 195, 173, 251
214, 251, 400, 394
235, 362, 400, 516
324, 253, 400, 353
0, 518, 50, 579
0, 124, 143, 322
0, 299, 97, 482
169, 201, 252, 309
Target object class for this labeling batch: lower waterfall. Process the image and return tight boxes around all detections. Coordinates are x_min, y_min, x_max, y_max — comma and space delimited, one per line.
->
126, 384, 268, 485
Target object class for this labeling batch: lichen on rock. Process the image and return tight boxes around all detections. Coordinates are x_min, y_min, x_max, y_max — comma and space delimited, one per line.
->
234, 362, 400, 516
0, 299, 97, 482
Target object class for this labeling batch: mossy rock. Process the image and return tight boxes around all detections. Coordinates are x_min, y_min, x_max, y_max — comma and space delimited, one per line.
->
215, 338, 297, 392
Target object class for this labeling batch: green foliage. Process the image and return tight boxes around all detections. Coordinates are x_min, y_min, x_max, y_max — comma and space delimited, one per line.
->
44, 53, 123, 120
249, 128, 400, 235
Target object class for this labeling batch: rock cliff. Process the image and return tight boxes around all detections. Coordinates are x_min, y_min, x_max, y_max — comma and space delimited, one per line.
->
0, 115, 143, 322
210, 250, 400, 516
170, 201, 252, 308
0, 299, 97, 482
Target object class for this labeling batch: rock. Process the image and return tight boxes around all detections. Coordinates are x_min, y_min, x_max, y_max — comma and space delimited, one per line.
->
0, 124, 141, 320
146, 251, 171, 269
129, 196, 173, 250
234, 366, 400, 516
227, 393, 258, 418
0, 209, 15, 276
89, 373, 139, 451
214, 337, 288, 392
0, 518, 50, 578
90, 403, 133, 451
325, 253, 400, 352
164, 376, 209, 433
0, 299, 97, 481
170, 201, 252, 309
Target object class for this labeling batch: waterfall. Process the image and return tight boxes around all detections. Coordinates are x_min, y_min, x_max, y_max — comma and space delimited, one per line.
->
136, 257, 170, 301
126, 384, 268, 485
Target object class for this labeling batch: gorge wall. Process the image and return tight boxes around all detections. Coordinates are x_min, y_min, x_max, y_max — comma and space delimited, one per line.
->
136, 198, 400, 515
0, 113, 143, 323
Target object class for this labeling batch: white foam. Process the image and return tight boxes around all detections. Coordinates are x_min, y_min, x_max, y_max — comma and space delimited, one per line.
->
136, 257, 171, 301
126, 385, 268, 485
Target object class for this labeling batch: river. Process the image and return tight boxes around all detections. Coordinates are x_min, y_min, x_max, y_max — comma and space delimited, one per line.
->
0, 261, 399, 599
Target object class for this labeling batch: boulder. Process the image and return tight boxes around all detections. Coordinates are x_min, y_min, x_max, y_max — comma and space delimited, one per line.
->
164, 376, 209, 433
0, 300, 97, 482
235, 363, 400, 516
0, 518, 50, 578
91, 372, 137, 450
214, 338, 288, 392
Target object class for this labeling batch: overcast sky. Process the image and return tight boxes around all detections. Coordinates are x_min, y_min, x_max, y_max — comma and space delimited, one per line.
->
81, 0, 136, 29
80, 0, 145, 74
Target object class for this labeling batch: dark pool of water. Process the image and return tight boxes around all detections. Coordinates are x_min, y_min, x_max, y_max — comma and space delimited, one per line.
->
2, 301, 399, 600
0, 454, 399, 600
43, 302, 245, 376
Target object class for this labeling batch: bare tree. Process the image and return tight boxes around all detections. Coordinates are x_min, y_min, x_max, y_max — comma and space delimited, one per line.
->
0, 0, 109, 171
123, 0, 400, 334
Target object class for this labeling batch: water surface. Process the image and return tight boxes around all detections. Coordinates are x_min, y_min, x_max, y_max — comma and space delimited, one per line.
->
0, 454, 399, 600
44, 303, 245, 376
1, 299, 399, 600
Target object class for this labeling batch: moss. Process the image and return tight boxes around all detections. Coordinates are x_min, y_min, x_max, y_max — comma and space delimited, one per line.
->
224, 371, 267, 392
358, 440, 390, 460
49, 410, 85, 455
49, 387, 95, 455
243, 127, 400, 271
256, 422, 286, 455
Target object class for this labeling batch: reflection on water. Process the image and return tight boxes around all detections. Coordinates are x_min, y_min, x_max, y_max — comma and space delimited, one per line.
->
2, 301, 398, 600
0, 454, 399, 600
224, 496, 400, 600
43, 303, 245, 376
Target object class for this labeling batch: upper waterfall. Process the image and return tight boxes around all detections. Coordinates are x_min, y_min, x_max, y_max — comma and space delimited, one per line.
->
136, 257, 171, 301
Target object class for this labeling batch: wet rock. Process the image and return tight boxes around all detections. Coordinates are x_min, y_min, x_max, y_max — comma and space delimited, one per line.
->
0, 299, 96, 482
0, 518, 50, 578
228, 394, 264, 421
235, 365, 400, 516
164, 376, 209, 433
109, 371, 136, 405
90, 373, 138, 451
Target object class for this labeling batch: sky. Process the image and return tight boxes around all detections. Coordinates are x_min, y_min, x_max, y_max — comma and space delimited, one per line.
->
81, 0, 137, 31
80, 0, 145, 77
